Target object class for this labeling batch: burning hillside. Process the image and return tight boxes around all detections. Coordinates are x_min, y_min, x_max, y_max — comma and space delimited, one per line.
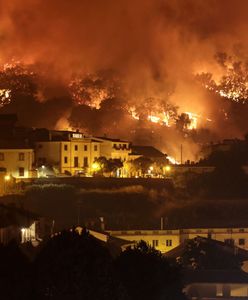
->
0, 1, 248, 161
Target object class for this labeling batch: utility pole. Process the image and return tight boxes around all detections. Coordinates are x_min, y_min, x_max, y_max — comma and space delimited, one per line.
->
180, 144, 183, 165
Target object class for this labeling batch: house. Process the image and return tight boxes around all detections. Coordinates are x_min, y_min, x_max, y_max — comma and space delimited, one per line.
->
166, 237, 248, 299
94, 136, 131, 161
0, 141, 34, 179
0, 204, 39, 245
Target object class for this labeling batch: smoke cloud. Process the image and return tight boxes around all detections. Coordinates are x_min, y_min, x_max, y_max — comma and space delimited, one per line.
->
1, 0, 248, 160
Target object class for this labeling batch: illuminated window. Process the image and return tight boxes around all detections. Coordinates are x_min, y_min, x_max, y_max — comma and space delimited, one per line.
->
166, 240, 172, 247
75, 145, 78, 151
152, 240, 159, 247
84, 145, 88, 151
64, 156, 68, 164
74, 157, 79, 167
19, 153, 25, 161
239, 238, 245, 245
64, 144, 68, 151
19, 167, 24, 177
83, 157, 88, 167
94, 145, 98, 151
0, 153, 4, 161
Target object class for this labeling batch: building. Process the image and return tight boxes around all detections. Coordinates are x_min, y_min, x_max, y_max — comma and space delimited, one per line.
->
35, 131, 101, 176
0, 204, 39, 244
94, 137, 131, 161
0, 142, 34, 179
184, 269, 248, 300
108, 226, 248, 254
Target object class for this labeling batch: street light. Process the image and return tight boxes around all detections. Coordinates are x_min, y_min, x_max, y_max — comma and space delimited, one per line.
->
92, 162, 100, 171
4, 175, 10, 181
165, 165, 171, 172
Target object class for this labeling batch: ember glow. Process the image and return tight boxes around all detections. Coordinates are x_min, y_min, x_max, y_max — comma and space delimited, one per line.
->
0, 0, 248, 162
0, 89, 11, 107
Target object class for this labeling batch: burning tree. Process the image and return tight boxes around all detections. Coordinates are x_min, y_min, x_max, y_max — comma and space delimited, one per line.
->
197, 52, 248, 103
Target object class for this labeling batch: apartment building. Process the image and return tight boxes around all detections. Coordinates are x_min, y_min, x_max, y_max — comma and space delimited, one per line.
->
108, 227, 248, 253
36, 132, 101, 176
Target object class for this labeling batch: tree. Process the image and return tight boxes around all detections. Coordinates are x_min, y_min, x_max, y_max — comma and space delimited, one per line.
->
132, 156, 153, 176
33, 229, 128, 300
115, 241, 186, 300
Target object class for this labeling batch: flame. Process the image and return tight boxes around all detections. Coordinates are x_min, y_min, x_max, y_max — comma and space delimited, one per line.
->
184, 112, 199, 130
167, 155, 180, 165
0, 89, 11, 107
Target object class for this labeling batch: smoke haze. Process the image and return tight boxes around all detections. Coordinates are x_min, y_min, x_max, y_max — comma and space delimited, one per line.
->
1, 0, 248, 160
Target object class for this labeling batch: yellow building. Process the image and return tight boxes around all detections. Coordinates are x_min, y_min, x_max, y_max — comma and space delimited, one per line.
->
108, 227, 248, 253
107, 229, 181, 253
94, 137, 131, 161
0, 146, 34, 179
36, 132, 101, 176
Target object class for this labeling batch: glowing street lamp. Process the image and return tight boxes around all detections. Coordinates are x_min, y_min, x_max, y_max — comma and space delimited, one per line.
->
165, 165, 171, 172
4, 175, 10, 181
92, 162, 100, 172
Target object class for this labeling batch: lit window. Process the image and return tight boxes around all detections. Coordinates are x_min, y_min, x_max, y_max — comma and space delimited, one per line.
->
64, 144, 68, 151
0, 153, 4, 161
19, 167, 24, 177
166, 240, 172, 247
19, 153, 25, 161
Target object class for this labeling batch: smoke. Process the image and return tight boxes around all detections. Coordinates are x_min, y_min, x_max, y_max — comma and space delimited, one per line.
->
1, 0, 248, 159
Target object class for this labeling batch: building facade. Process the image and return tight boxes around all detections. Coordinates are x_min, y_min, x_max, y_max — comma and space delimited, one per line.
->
108, 227, 248, 253
0, 147, 34, 179
36, 132, 101, 176
94, 137, 131, 161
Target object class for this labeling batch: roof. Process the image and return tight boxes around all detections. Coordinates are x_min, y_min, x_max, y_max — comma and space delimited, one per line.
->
0, 140, 32, 150
184, 269, 248, 284
131, 145, 166, 158
166, 236, 248, 261
0, 204, 39, 228
95, 136, 130, 143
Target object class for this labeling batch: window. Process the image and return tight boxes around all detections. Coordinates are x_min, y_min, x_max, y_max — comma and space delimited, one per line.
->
152, 240, 159, 247
84, 145, 88, 151
74, 145, 78, 151
0, 153, 4, 161
94, 145, 98, 151
19, 167, 24, 177
239, 228, 245, 233
166, 240, 172, 247
74, 157, 79, 167
239, 239, 245, 245
64, 156, 68, 164
64, 144, 68, 151
19, 152, 25, 161
83, 157, 88, 167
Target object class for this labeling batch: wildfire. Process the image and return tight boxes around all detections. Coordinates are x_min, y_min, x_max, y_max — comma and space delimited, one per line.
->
0, 89, 11, 107
184, 112, 198, 130
167, 156, 180, 165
